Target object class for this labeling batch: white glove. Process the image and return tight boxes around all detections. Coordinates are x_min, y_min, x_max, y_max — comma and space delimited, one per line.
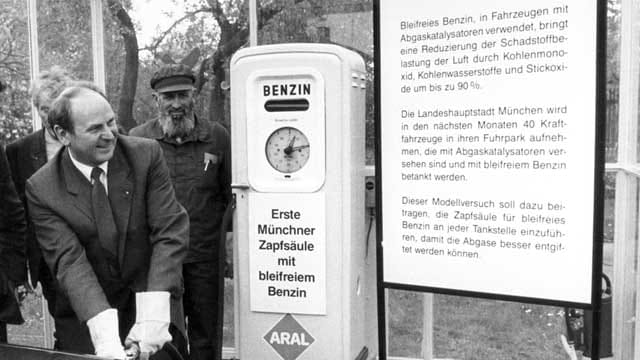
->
124, 291, 172, 355
87, 308, 126, 359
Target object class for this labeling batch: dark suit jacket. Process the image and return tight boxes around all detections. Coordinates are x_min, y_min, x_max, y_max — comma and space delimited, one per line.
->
0, 145, 25, 324
26, 135, 188, 330
5, 129, 47, 287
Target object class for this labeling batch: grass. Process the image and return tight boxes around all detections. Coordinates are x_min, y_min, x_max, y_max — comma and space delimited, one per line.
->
388, 290, 567, 359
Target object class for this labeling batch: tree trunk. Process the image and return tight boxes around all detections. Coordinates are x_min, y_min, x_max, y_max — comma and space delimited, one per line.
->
207, 22, 248, 129
107, 1, 139, 131
209, 51, 228, 128
204, 0, 306, 130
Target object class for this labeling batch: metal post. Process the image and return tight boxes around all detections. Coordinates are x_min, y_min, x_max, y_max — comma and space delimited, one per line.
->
27, 0, 40, 131
249, 0, 257, 46
614, 0, 640, 358
90, 0, 106, 92
421, 294, 433, 360
26, 0, 57, 349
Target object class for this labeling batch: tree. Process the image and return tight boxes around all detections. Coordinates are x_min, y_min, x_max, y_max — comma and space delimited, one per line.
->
36, 1, 94, 80
202, 0, 324, 127
122, 0, 323, 129
0, 0, 137, 142
0, 0, 32, 145
607, 0, 620, 88
106, 0, 139, 131
0, 0, 377, 143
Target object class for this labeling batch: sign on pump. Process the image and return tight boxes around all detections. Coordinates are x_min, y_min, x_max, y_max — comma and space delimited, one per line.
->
264, 314, 315, 360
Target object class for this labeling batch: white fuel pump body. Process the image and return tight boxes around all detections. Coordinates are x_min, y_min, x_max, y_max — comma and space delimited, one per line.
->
231, 43, 373, 360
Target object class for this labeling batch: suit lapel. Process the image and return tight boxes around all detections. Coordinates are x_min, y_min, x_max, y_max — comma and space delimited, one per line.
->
30, 129, 47, 171
107, 144, 133, 266
61, 149, 93, 221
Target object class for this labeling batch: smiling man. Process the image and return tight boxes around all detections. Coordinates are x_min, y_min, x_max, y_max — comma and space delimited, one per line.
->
25, 85, 189, 359
130, 64, 231, 360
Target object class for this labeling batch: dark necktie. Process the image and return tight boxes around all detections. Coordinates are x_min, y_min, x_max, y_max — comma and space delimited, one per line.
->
91, 167, 118, 258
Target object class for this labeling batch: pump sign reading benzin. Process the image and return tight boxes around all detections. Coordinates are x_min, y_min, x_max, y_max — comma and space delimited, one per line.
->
377, 0, 603, 306
231, 44, 376, 359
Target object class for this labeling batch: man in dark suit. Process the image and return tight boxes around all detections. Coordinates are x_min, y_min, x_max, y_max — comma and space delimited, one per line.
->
26, 86, 189, 359
5, 68, 71, 348
0, 143, 26, 343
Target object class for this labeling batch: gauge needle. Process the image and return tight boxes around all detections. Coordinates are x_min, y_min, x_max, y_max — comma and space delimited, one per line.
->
290, 145, 309, 151
284, 136, 297, 156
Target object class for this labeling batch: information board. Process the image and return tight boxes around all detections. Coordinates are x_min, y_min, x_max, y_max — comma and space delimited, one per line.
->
377, 0, 603, 305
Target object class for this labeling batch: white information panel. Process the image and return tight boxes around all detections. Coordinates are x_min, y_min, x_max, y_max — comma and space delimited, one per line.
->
380, 0, 598, 304
248, 192, 326, 314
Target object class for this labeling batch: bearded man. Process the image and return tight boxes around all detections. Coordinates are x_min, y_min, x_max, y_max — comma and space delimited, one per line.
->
129, 64, 231, 360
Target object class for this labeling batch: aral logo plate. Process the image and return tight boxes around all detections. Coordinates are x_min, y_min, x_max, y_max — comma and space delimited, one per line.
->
264, 314, 315, 360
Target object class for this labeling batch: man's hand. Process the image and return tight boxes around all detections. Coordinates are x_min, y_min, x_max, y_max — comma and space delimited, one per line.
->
124, 292, 172, 355
87, 309, 127, 359
125, 321, 171, 354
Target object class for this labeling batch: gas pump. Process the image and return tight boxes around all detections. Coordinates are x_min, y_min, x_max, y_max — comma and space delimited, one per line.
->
230, 43, 374, 360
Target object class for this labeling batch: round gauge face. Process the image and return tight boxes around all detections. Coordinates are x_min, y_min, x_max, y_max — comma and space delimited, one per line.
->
265, 126, 310, 173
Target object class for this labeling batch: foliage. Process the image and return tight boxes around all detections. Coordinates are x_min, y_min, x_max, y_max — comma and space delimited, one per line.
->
607, 0, 620, 88
117, 0, 336, 129
0, 0, 376, 135
36, 0, 94, 80
103, 2, 130, 118
258, 1, 321, 44
0, 81, 32, 146
0, 0, 130, 143
0, 0, 31, 146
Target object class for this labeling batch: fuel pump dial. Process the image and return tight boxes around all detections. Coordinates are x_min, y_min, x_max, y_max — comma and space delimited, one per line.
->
265, 126, 310, 173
